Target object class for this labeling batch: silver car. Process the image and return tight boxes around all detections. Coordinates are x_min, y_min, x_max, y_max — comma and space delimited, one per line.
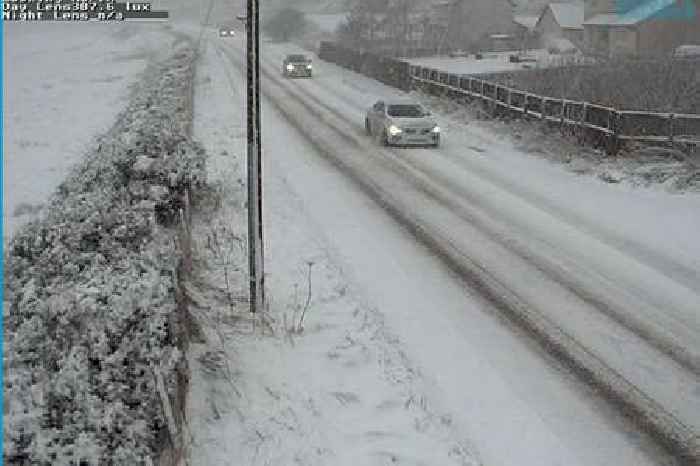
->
365, 100, 440, 147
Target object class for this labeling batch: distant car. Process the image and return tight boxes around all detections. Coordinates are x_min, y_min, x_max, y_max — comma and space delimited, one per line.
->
365, 99, 440, 148
673, 45, 700, 59
219, 25, 236, 37
282, 54, 313, 78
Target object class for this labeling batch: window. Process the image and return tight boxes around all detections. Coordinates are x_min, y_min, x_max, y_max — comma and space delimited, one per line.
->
387, 104, 425, 117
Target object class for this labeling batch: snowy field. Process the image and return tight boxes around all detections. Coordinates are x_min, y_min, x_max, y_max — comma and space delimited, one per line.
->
408, 50, 580, 75
2, 22, 179, 242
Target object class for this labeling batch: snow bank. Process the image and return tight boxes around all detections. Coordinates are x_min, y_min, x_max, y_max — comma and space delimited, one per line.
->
3, 45, 206, 465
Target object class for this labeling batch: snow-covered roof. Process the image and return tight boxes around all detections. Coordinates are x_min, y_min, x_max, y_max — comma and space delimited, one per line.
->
541, 2, 584, 30
513, 15, 539, 30
583, 0, 676, 26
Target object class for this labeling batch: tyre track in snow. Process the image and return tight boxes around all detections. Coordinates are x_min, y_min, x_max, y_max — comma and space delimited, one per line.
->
215, 42, 700, 463
265, 45, 700, 300
255, 48, 700, 381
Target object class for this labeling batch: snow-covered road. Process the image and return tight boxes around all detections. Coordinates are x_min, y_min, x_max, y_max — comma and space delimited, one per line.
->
187, 29, 699, 466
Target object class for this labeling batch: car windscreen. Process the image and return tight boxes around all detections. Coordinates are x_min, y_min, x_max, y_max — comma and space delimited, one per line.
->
387, 104, 425, 117
287, 55, 308, 62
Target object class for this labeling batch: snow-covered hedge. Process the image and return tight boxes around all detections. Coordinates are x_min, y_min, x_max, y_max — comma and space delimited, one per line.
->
4, 45, 206, 465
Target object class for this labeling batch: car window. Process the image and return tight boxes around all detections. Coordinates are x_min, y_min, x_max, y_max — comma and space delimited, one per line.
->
387, 104, 425, 117
287, 55, 307, 62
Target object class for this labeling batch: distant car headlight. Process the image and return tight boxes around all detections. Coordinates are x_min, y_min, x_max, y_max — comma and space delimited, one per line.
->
306, 64, 312, 69
286, 64, 294, 71
388, 125, 402, 136
431, 125, 441, 133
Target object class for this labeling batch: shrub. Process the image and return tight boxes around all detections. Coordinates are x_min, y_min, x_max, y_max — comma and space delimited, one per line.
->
3, 46, 206, 465
483, 58, 700, 113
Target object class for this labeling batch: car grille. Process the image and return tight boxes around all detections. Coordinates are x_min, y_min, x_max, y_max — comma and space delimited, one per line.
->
404, 128, 432, 135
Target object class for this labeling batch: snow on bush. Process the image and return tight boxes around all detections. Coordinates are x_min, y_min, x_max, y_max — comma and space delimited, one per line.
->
483, 58, 700, 113
4, 45, 206, 465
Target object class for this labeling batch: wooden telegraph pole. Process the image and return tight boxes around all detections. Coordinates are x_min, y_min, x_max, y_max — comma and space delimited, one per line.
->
240, 0, 265, 313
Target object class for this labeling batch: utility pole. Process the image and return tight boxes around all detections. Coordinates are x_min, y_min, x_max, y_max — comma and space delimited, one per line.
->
242, 0, 265, 313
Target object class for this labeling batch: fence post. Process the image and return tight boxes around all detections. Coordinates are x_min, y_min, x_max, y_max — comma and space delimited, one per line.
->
560, 98, 566, 130
493, 85, 499, 117
524, 93, 530, 117
540, 97, 546, 122
608, 110, 620, 156
506, 88, 512, 119
579, 103, 588, 143
668, 113, 675, 145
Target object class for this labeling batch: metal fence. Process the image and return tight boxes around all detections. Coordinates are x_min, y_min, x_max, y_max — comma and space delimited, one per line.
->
410, 66, 700, 154
318, 41, 700, 154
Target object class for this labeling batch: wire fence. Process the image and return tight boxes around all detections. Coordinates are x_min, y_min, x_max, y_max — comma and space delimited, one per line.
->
318, 41, 700, 155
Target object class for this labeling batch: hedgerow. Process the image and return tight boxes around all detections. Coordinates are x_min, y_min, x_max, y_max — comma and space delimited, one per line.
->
4, 45, 205, 465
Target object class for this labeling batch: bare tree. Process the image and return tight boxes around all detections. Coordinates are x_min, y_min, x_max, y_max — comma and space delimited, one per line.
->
337, 0, 388, 48
263, 7, 307, 42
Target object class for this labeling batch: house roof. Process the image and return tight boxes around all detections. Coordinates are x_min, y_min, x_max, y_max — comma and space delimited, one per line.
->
583, 0, 676, 26
513, 15, 539, 29
540, 2, 584, 30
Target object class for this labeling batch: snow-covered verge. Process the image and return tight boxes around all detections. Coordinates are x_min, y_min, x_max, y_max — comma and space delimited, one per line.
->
183, 39, 482, 466
3, 45, 206, 465
415, 91, 700, 193
311, 42, 699, 192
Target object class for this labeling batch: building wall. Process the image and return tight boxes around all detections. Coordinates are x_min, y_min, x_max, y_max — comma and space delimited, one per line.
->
609, 27, 637, 56
537, 7, 584, 49
563, 28, 585, 45
636, 18, 700, 55
536, 7, 564, 39
584, 0, 617, 18
584, 24, 611, 54
513, 23, 539, 50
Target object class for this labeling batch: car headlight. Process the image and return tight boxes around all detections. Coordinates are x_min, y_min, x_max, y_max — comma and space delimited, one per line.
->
286, 64, 294, 71
306, 64, 312, 69
388, 125, 402, 136
431, 125, 441, 133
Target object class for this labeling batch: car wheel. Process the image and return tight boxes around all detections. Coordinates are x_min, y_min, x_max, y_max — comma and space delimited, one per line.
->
365, 119, 372, 135
382, 130, 390, 147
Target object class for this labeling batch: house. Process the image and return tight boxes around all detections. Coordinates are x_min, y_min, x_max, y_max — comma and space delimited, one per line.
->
583, 0, 700, 57
513, 14, 540, 50
427, 0, 518, 52
535, 2, 585, 50
489, 33, 518, 51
